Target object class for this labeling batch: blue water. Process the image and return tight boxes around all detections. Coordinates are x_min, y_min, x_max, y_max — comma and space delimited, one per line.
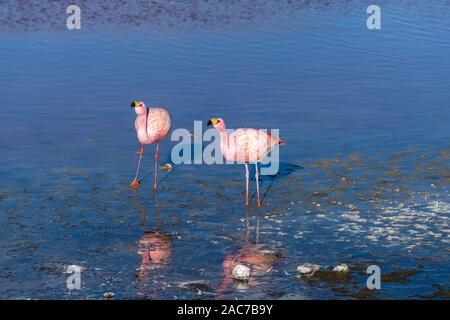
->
0, 1, 449, 299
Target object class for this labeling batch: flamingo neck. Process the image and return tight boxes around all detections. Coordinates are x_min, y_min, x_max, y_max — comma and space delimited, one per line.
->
218, 128, 229, 157
137, 109, 150, 140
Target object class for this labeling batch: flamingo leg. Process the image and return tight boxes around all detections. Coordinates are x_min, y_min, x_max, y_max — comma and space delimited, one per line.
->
130, 144, 145, 192
255, 162, 261, 207
256, 210, 261, 244
245, 163, 249, 207
153, 143, 159, 192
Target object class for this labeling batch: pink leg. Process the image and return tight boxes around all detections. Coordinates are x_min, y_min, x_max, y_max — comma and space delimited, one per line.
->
130, 144, 144, 192
245, 163, 249, 206
256, 210, 261, 244
153, 144, 159, 192
255, 162, 261, 207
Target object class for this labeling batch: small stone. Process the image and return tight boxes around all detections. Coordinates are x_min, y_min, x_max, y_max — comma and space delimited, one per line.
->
103, 292, 115, 299
297, 263, 320, 277
332, 263, 349, 273
159, 163, 173, 172
232, 264, 250, 281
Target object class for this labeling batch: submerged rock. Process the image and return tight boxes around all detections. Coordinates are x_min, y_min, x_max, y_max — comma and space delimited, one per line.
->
232, 264, 250, 281
178, 281, 212, 292
233, 281, 250, 290
333, 263, 350, 273
297, 263, 320, 277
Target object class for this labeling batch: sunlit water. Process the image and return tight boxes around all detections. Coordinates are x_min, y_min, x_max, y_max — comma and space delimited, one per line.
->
0, 1, 449, 299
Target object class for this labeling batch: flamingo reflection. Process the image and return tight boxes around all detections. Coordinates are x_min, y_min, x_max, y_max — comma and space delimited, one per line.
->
138, 230, 172, 268
136, 196, 173, 278
218, 212, 281, 292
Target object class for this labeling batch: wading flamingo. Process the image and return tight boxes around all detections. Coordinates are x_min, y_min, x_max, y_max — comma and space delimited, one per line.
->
207, 118, 284, 207
130, 101, 172, 192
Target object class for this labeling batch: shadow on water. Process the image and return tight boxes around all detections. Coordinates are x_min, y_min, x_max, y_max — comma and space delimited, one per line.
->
255, 162, 304, 205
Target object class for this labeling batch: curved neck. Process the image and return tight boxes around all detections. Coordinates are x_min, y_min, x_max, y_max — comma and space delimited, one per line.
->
218, 128, 229, 157
137, 109, 149, 140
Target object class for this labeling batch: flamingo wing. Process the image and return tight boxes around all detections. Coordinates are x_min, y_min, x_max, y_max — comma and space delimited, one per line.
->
228, 128, 276, 162
146, 107, 172, 142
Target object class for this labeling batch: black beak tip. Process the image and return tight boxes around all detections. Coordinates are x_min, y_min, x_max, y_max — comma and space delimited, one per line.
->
207, 119, 212, 126
130, 102, 136, 108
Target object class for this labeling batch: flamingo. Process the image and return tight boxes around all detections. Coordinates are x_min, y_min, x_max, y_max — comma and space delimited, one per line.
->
207, 117, 285, 207
130, 101, 172, 192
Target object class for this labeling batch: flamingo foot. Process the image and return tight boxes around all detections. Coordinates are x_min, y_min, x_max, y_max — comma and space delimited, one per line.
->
130, 178, 141, 192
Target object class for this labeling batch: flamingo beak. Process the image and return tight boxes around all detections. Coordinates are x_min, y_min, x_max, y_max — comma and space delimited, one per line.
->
130, 101, 140, 108
207, 118, 218, 126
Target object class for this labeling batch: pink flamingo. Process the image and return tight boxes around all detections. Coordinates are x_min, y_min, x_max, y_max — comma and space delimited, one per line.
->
130, 101, 172, 192
207, 118, 285, 207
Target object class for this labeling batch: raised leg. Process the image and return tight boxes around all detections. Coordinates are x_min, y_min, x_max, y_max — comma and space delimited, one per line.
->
245, 163, 249, 206
130, 144, 145, 192
153, 143, 159, 192
255, 162, 261, 207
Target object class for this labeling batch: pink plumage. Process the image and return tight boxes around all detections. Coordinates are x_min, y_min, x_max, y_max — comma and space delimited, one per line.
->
130, 101, 172, 192
224, 128, 284, 163
134, 107, 172, 144
208, 117, 284, 207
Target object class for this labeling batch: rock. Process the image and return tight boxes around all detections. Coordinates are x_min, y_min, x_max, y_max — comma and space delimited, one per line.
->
232, 264, 250, 281
178, 281, 212, 292
159, 163, 173, 172
233, 281, 249, 290
297, 263, 320, 277
333, 263, 349, 273
103, 292, 115, 299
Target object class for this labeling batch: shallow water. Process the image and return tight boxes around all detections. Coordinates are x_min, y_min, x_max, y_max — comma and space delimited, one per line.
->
0, 1, 449, 299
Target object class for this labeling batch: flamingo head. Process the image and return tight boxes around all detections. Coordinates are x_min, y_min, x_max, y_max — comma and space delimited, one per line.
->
130, 101, 147, 116
207, 117, 226, 131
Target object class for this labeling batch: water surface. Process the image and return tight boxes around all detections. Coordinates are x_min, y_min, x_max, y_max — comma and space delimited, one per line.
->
0, 1, 449, 299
